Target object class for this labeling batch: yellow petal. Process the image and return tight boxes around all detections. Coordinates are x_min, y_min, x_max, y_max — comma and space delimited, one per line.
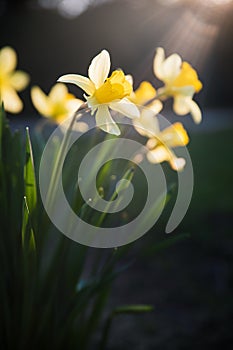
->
96, 105, 120, 135
173, 62, 202, 92
31, 86, 51, 116
0, 46, 17, 74
133, 81, 156, 105
160, 122, 189, 148
10, 71, 30, 91
1, 86, 23, 113
88, 50, 111, 88
57, 74, 95, 96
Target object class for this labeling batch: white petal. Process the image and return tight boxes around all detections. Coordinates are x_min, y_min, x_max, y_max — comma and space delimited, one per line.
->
10, 71, 30, 91
31, 86, 51, 116
161, 53, 182, 81
147, 145, 185, 171
96, 105, 120, 136
125, 74, 133, 86
173, 96, 191, 115
153, 47, 165, 81
49, 83, 68, 102
0, 46, 17, 74
147, 145, 169, 164
170, 157, 186, 171
149, 99, 163, 114
173, 96, 202, 123
109, 98, 140, 119
133, 107, 159, 137
57, 74, 95, 95
66, 98, 84, 117
88, 50, 110, 88
185, 98, 202, 124
2, 86, 23, 113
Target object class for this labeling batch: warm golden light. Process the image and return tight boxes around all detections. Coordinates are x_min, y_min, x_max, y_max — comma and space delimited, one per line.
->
204, 0, 233, 5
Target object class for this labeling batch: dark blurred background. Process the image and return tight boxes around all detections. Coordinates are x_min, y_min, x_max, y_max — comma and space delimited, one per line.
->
1, 0, 233, 349
1, 0, 233, 110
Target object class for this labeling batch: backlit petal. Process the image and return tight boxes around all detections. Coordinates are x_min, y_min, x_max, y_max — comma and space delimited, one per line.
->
173, 96, 202, 123
49, 83, 68, 102
88, 50, 111, 88
57, 74, 95, 96
153, 47, 165, 81
184, 98, 202, 124
109, 98, 140, 119
147, 145, 185, 171
133, 107, 160, 137
10, 71, 30, 91
1, 86, 23, 113
66, 98, 84, 117
31, 86, 51, 116
96, 105, 120, 135
0, 46, 17, 74
147, 145, 169, 164
161, 53, 182, 81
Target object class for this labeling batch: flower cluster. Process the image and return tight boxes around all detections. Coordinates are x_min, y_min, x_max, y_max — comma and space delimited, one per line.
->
0, 46, 202, 171
58, 48, 202, 171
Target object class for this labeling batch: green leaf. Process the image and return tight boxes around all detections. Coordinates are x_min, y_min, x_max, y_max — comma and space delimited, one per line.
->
24, 127, 37, 212
112, 304, 154, 315
99, 304, 153, 349
22, 196, 36, 252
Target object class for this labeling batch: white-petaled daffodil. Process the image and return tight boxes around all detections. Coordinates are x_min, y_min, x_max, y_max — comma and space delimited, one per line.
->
130, 80, 163, 136
153, 47, 202, 124
134, 110, 189, 171
0, 46, 29, 113
31, 83, 84, 123
57, 50, 140, 135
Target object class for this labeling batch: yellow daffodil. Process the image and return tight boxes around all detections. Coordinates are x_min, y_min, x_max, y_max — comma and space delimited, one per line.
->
58, 49, 140, 136
31, 83, 84, 123
0, 46, 29, 113
153, 47, 202, 124
134, 110, 189, 171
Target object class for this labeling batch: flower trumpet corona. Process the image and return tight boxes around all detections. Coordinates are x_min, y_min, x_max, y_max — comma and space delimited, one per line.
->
31, 83, 84, 123
58, 50, 140, 135
153, 47, 202, 124
0, 46, 29, 113
130, 80, 163, 125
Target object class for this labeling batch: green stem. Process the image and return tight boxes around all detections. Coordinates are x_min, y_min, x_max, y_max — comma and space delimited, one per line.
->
46, 103, 87, 210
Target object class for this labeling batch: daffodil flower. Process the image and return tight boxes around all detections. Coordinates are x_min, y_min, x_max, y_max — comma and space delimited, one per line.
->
130, 80, 163, 120
58, 50, 140, 136
0, 46, 29, 113
153, 47, 202, 124
134, 110, 189, 171
31, 83, 84, 123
